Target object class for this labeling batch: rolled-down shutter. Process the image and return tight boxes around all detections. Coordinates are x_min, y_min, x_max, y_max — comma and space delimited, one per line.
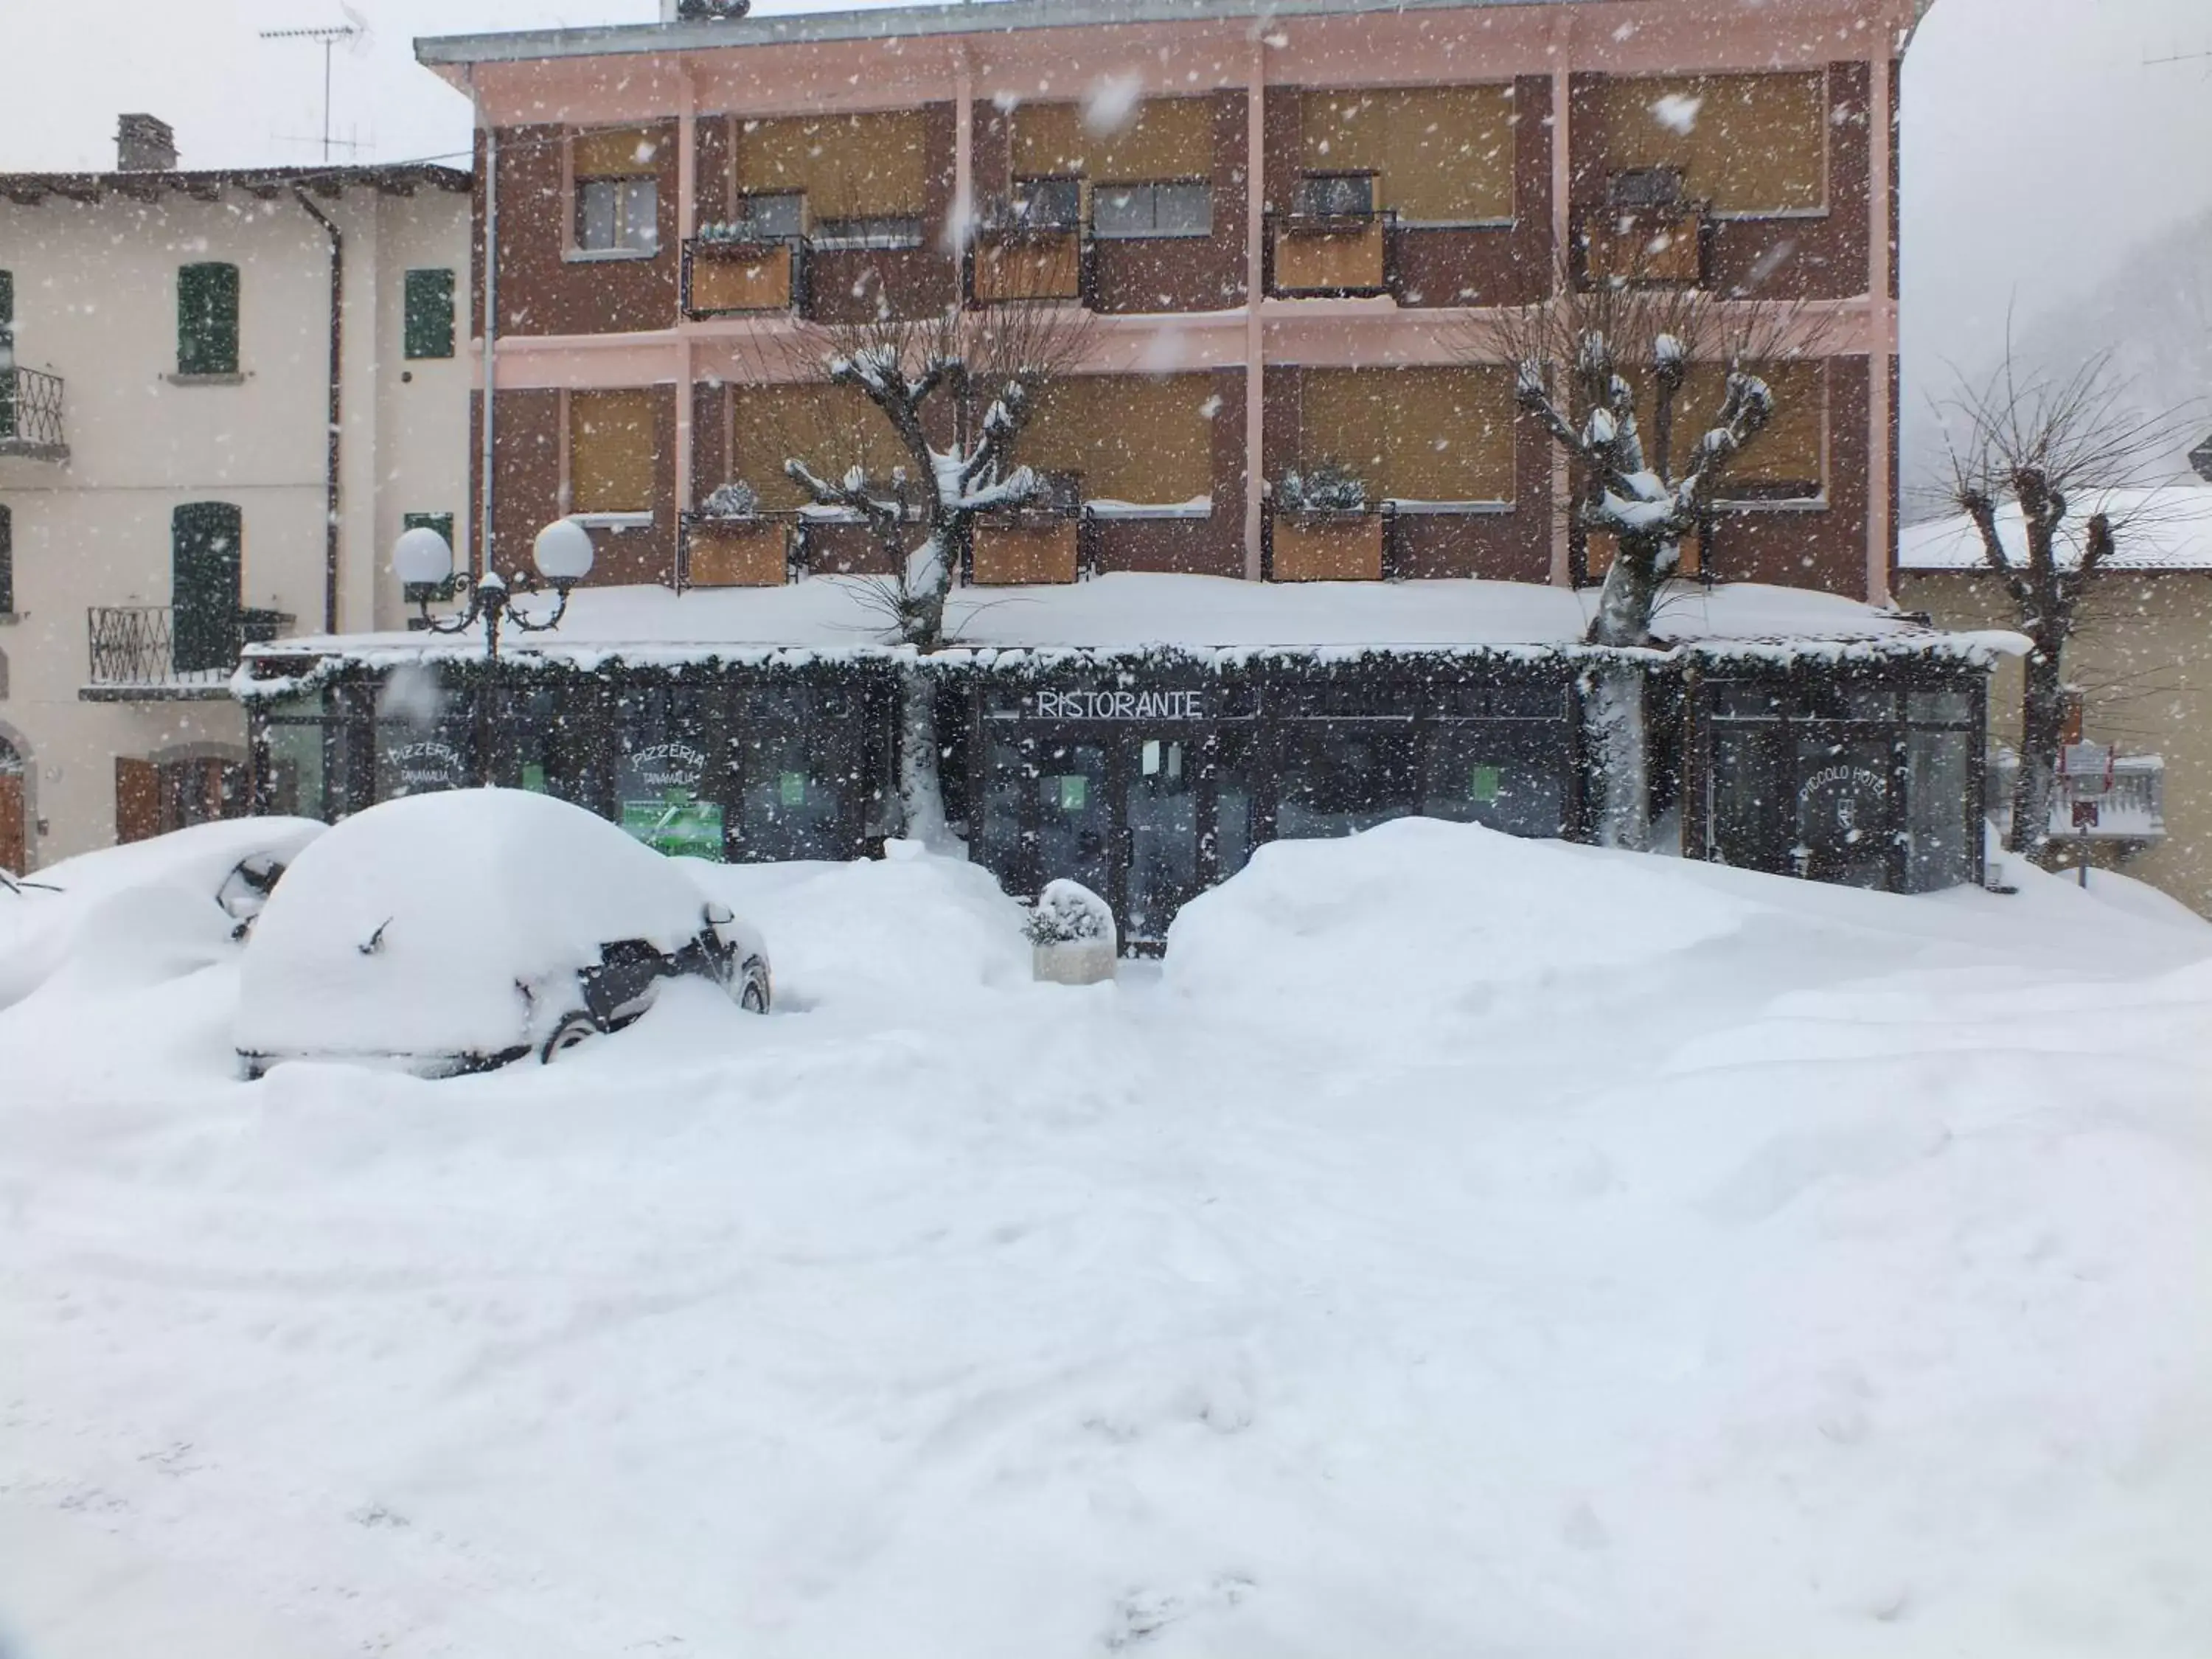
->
172, 501, 243, 674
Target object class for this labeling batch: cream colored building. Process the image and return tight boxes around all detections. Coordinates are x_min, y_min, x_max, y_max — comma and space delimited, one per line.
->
0, 120, 468, 870
1899, 484, 2212, 911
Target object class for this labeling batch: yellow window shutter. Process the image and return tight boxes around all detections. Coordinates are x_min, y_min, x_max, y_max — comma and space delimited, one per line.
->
570, 389, 660, 514
1598, 72, 1826, 215
573, 126, 661, 178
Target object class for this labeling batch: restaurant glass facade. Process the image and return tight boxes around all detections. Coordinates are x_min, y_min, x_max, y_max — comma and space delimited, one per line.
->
248, 647, 1986, 945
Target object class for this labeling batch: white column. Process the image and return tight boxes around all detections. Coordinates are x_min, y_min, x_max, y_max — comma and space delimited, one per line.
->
1244, 43, 1267, 580
1865, 52, 1893, 608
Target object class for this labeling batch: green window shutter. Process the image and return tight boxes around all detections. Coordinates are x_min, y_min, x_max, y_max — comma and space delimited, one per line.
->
403, 268, 456, 360
177, 262, 240, 376
0, 504, 13, 617
172, 501, 243, 673
0, 271, 14, 441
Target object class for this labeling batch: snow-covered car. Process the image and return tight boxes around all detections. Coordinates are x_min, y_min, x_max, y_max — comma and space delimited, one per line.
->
0, 817, 326, 1011
234, 789, 770, 1077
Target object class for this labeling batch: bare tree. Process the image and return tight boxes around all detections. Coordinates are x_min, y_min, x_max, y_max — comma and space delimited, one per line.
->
1935, 348, 2188, 868
780, 302, 1095, 847
1467, 266, 1814, 848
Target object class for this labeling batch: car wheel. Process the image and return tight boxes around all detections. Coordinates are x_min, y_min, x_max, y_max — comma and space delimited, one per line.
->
541, 1012, 599, 1062
740, 962, 768, 1015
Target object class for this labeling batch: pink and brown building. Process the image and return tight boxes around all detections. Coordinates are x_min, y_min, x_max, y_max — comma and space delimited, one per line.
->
239, 0, 1995, 945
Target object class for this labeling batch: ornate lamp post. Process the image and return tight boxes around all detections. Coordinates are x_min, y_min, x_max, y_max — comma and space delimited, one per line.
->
392, 518, 595, 655
391, 520, 597, 786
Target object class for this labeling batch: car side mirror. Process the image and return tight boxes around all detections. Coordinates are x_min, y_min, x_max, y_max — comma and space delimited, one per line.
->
703, 902, 735, 927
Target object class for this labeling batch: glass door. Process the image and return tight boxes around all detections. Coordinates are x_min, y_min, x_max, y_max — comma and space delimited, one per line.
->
1033, 737, 1112, 899
1123, 733, 1200, 945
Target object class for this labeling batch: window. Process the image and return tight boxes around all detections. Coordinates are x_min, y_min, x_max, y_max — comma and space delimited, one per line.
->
1658, 361, 1825, 501
1298, 367, 1517, 504
177, 262, 240, 376
0, 502, 11, 616
400, 512, 458, 609
728, 191, 806, 240
1597, 72, 1827, 216
171, 502, 242, 674
0, 268, 13, 439
1295, 172, 1377, 221
1092, 181, 1211, 240
403, 268, 455, 359
1009, 176, 1081, 232
728, 381, 906, 513
568, 390, 659, 516
573, 127, 662, 254
1298, 86, 1516, 223
1016, 374, 1219, 506
1011, 98, 1214, 184
732, 111, 930, 228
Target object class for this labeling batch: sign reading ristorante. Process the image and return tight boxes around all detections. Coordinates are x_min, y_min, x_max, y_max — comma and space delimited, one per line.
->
1029, 689, 1209, 721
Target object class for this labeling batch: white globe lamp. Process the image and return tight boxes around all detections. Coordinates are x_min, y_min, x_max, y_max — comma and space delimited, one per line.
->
393, 524, 456, 588
533, 517, 596, 587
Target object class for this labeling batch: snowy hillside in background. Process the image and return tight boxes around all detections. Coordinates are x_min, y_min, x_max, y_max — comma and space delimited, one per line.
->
1903, 206, 2212, 518
5, 824, 2212, 1657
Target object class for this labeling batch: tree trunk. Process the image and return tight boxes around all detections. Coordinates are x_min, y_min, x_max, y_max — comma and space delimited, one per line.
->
896, 665, 958, 855
1583, 662, 1651, 852
1587, 533, 1668, 650
2011, 643, 2068, 869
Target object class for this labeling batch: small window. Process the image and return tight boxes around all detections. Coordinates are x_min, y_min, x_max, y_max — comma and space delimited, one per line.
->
569, 390, 658, 515
1010, 176, 1081, 232
178, 262, 240, 376
1296, 172, 1376, 220
400, 512, 459, 605
578, 177, 659, 254
403, 269, 455, 359
727, 191, 806, 240
1092, 181, 1211, 240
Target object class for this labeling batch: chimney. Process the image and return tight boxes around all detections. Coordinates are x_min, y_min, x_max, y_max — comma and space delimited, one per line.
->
116, 114, 178, 173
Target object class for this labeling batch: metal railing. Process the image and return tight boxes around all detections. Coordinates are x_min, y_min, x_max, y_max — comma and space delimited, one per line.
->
0, 367, 66, 456
86, 605, 294, 692
1989, 748, 2166, 843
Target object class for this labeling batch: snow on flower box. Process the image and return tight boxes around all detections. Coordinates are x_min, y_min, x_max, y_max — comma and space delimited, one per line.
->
972, 518, 1079, 586
1270, 511, 1385, 582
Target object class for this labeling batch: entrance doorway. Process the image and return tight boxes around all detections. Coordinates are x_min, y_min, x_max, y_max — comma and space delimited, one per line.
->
975, 722, 1251, 948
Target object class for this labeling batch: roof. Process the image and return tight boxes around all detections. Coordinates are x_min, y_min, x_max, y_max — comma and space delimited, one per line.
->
0, 164, 470, 208
1899, 485, 2212, 574
239, 574, 2020, 690
417, 0, 1599, 68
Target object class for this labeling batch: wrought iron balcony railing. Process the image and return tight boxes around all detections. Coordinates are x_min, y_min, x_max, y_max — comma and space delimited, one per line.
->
0, 367, 67, 459
85, 605, 294, 696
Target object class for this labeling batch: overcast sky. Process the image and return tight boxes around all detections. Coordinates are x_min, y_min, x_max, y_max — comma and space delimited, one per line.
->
5, 0, 2210, 386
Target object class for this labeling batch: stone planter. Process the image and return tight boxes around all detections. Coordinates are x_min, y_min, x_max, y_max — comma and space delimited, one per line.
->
1032, 937, 1117, 985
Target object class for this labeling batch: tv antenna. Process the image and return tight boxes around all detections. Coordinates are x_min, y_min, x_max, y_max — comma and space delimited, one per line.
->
2143, 41, 2212, 73
260, 5, 375, 164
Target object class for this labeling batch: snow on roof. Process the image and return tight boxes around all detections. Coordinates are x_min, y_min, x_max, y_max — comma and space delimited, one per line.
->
418, 0, 1601, 69
242, 575, 2017, 692
1899, 485, 2212, 574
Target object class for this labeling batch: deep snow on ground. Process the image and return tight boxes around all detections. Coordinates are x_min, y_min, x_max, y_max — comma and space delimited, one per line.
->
4, 824, 2212, 1658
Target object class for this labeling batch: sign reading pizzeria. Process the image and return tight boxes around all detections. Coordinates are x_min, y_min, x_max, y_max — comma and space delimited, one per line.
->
1030, 689, 1209, 721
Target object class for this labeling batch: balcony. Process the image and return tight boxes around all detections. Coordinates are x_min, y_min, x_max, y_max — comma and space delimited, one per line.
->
678, 512, 796, 590
1574, 203, 1708, 287
0, 367, 67, 461
1265, 504, 1387, 582
1989, 748, 2166, 846
83, 605, 294, 700
970, 226, 1086, 305
682, 233, 807, 317
1267, 212, 1394, 299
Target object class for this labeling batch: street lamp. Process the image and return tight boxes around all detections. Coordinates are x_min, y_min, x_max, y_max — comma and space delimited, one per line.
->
394, 518, 595, 659
392, 519, 596, 788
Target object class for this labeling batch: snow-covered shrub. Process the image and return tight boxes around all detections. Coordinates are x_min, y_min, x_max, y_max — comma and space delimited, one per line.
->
700, 480, 762, 520
1026, 879, 1116, 984
1276, 462, 1368, 516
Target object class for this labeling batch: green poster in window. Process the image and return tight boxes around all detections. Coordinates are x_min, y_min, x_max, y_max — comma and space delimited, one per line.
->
621, 792, 726, 860
520, 763, 549, 794
1470, 764, 1502, 803
779, 771, 807, 807
1057, 774, 1088, 812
